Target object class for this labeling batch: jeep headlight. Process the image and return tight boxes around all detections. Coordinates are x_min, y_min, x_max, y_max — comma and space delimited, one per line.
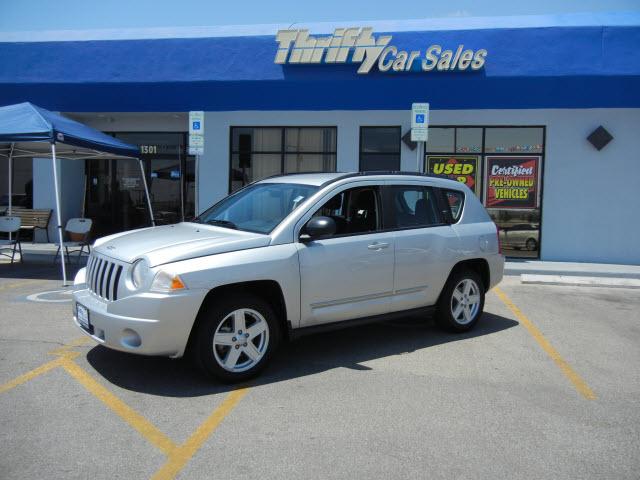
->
150, 270, 186, 292
129, 259, 150, 290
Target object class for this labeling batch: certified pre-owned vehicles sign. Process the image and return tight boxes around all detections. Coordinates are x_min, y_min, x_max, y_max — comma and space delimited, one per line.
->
274, 27, 487, 74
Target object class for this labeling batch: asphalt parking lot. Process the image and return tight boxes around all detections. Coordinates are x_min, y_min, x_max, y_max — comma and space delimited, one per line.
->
1, 263, 639, 480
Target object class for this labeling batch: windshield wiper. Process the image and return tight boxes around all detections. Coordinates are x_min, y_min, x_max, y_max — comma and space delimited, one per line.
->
204, 219, 238, 230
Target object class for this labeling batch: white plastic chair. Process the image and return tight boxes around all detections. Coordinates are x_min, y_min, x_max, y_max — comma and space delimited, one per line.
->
0, 216, 23, 264
54, 218, 93, 264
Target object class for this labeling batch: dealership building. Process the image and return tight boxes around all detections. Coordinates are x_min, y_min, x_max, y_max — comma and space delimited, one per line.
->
0, 12, 639, 264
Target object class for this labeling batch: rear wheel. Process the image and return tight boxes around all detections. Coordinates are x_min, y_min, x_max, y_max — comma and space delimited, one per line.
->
194, 294, 280, 383
526, 238, 538, 251
436, 269, 485, 332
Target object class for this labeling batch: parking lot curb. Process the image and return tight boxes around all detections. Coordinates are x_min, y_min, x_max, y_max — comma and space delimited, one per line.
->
521, 274, 640, 289
505, 261, 640, 279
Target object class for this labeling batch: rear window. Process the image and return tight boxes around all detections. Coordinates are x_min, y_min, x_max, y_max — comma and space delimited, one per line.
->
443, 190, 465, 222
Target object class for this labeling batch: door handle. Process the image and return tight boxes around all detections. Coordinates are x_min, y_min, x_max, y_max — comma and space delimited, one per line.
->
368, 242, 389, 250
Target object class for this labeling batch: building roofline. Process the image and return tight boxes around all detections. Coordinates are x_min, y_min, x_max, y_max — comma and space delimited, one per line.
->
1, 11, 639, 43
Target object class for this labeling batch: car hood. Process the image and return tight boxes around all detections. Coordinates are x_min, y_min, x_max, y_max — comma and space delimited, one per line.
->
93, 222, 270, 266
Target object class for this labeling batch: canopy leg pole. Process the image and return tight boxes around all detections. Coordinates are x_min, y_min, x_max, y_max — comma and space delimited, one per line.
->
139, 159, 155, 227
51, 143, 67, 286
8, 143, 14, 242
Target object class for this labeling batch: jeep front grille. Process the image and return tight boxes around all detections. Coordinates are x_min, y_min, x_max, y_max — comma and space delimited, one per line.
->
86, 254, 124, 301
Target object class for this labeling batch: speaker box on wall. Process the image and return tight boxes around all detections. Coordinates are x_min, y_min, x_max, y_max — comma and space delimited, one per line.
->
402, 130, 417, 151
587, 126, 613, 151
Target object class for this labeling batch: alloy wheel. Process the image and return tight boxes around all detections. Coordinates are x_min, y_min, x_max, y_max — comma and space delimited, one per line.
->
212, 308, 269, 373
450, 278, 481, 325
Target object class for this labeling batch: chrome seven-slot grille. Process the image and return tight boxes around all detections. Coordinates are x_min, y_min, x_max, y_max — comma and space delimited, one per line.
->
86, 254, 124, 301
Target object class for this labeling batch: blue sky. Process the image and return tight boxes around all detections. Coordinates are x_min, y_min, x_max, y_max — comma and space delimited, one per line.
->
1, 0, 639, 31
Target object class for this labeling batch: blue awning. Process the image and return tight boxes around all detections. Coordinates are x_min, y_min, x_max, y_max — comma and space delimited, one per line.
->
0, 102, 139, 157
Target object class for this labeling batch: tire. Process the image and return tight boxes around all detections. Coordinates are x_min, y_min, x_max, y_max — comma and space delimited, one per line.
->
526, 238, 538, 251
193, 293, 281, 383
436, 269, 485, 332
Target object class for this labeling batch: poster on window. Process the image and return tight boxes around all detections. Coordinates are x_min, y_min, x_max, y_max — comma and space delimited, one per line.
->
484, 156, 541, 209
426, 156, 480, 195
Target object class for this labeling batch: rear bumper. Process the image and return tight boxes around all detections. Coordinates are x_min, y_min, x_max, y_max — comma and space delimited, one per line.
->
488, 254, 505, 290
72, 287, 208, 358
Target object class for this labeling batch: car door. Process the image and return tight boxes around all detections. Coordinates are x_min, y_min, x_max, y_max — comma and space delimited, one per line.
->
384, 182, 459, 311
297, 183, 395, 327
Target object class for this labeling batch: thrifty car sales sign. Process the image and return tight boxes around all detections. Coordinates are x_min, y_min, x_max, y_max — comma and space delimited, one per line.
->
275, 27, 487, 74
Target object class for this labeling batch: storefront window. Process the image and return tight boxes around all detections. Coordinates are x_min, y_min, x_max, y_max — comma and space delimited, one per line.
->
485, 127, 543, 153
424, 126, 545, 259
230, 127, 337, 191
0, 157, 33, 209
425, 127, 455, 153
359, 126, 401, 171
456, 128, 482, 153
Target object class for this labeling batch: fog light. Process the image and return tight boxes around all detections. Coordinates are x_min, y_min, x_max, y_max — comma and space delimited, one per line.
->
121, 329, 142, 348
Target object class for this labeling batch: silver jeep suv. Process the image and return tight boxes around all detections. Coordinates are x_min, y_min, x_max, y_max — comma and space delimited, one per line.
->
72, 172, 504, 382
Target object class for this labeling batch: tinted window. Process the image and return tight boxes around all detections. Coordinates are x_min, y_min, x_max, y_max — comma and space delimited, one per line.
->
387, 186, 441, 228
484, 127, 543, 153
230, 127, 337, 191
312, 186, 380, 235
425, 127, 455, 153
444, 190, 465, 222
360, 127, 401, 171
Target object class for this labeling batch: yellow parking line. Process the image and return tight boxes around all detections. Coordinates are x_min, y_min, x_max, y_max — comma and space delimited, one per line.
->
0, 355, 73, 394
150, 387, 250, 480
494, 287, 596, 400
0, 337, 89, 394
61, 359, 178, 456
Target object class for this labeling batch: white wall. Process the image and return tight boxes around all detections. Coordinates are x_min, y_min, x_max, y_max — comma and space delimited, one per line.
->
201, 108, 640, 265
44, 109, 639, 265
33, 157, 85, 242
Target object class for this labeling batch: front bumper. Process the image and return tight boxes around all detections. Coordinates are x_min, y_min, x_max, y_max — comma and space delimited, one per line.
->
72, 286, 208, 358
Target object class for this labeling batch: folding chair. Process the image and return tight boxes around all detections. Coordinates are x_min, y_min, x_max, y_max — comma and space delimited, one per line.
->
53, 218, 93, 264
0, 216, 23, 264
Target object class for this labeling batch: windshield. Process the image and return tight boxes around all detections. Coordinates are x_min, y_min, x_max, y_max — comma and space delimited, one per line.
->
195, 183, 319, 234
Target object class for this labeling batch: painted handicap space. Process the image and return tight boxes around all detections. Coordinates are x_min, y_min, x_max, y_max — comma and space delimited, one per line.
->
25, 288, 73, 303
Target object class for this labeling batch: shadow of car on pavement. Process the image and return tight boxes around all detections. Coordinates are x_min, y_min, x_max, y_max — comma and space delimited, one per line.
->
85, 311, 518, 398
0, 262, 84, 281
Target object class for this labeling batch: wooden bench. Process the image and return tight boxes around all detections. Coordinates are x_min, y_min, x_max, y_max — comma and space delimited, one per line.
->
7, 207, 53, 242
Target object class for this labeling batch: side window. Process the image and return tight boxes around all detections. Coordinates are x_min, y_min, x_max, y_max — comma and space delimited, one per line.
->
386, 185, 441, 229
443, 189, 465, 222
312, 186, 380, 235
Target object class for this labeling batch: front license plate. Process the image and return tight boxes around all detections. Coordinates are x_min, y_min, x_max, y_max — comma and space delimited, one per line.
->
77, 304, 90, 330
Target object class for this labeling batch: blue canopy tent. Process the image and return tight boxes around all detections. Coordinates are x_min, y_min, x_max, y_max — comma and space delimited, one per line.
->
0, 102, 155, 285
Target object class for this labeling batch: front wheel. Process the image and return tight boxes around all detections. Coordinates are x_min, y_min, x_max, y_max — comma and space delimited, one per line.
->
436, 269, 485, 332
193, 294, 280, 383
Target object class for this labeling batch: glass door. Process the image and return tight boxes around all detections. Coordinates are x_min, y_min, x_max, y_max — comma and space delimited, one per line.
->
116, 133, 187, 227
85, 132, 195, 237
85, 158, 150, 237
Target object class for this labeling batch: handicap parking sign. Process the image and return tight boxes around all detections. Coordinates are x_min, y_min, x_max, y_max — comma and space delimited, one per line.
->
415, 114, 425, 124
192, 121, 201, 130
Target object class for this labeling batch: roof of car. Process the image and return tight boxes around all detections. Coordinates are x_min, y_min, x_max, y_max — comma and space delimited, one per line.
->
258, 171, 465, 188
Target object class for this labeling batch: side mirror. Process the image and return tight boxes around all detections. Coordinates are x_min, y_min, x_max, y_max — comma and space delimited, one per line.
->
300, 216, 336, 242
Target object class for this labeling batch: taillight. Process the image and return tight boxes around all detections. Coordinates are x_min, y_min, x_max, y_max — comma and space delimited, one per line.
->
496, 223, 502, 254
